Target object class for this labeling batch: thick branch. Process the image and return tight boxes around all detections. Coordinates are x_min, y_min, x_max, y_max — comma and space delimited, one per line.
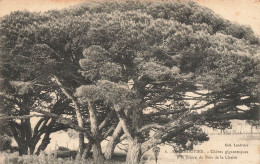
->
115, 106, 134, 141
9, 122, 23, 144
102, 124, 117, 139
120, 134, 127, 141
140, 83, 192, 110
3, 99, 93, 140
137, 124, 165, 134
32, 108, 93, 140
0, 115, 43, 120
88, 101, 99, 137
149, 81, 177, 84
190, 101, 215, 110
118, 119, 133, 141
208, 112, 254, 120
50, 125, 69, 133
99, 110, 114, 130
146, 108, 188, 117
33, 117, 46, 138
53, 75, 85, 154
141, 122, 193, 154
53, 75, 84, 128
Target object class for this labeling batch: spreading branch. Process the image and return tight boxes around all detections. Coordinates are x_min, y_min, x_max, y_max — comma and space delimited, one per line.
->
0, 115, 43, 120
137, 123, 165, 133
53, 75, 84, 128
118, 119, 134, 141
99, 110, 114, 130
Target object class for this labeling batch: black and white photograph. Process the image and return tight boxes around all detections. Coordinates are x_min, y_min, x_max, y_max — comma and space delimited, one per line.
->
0, 0, 259, 163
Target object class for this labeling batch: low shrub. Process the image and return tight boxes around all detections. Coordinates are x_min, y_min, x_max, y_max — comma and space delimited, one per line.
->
51, 150, 78, 159
3, 152, 124, 164
0, 135, 12, 152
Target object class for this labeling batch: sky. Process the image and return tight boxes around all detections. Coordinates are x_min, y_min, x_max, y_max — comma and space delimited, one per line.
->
0, 0, 259, 35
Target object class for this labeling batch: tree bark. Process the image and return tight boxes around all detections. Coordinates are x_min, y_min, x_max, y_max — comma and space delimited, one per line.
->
78, 133, 84, 156
18, 142, 28, 156
9, 121, 30, 156
125, 139, 142, 164
35, 132, 51, 155
24, 118, 33, 154
53, 75, 85, 156
81, 142, 92, 159
116, 105, 141, 163
132, 108, 142, 132
104, 123, 122, 159
29, 145, 36, 155
92, 142, 104, 164
88, 101, 98, 136
88, 101, 104, 163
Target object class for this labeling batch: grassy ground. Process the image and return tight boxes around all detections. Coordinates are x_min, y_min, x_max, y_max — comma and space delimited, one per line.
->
1, 151, 127, 164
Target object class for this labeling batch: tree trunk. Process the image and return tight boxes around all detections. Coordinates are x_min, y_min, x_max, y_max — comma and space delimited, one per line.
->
54, 75, 85, 156
104, 139, 117, 160
126, 139, 142, 164
125, 107, 142, 164
17, 141, 28, 156
92, 142, 104, 164
132, 108, 142, 132
78, 132, 84, 156
24, 118, 33, 154
115, 105, 141, 163
88, 101, 104, 163
9, 120, 31, 156
35, 132, 51, 155
104, 123, 122, 159
81, 143, 92, 159
29, 145, 36, 155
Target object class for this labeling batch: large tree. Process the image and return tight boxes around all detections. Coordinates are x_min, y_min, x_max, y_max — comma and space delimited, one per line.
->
73, 6, 259, 163
0, 1, 259, 163
0, 7, 120, 162
0, 11, 81, 155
